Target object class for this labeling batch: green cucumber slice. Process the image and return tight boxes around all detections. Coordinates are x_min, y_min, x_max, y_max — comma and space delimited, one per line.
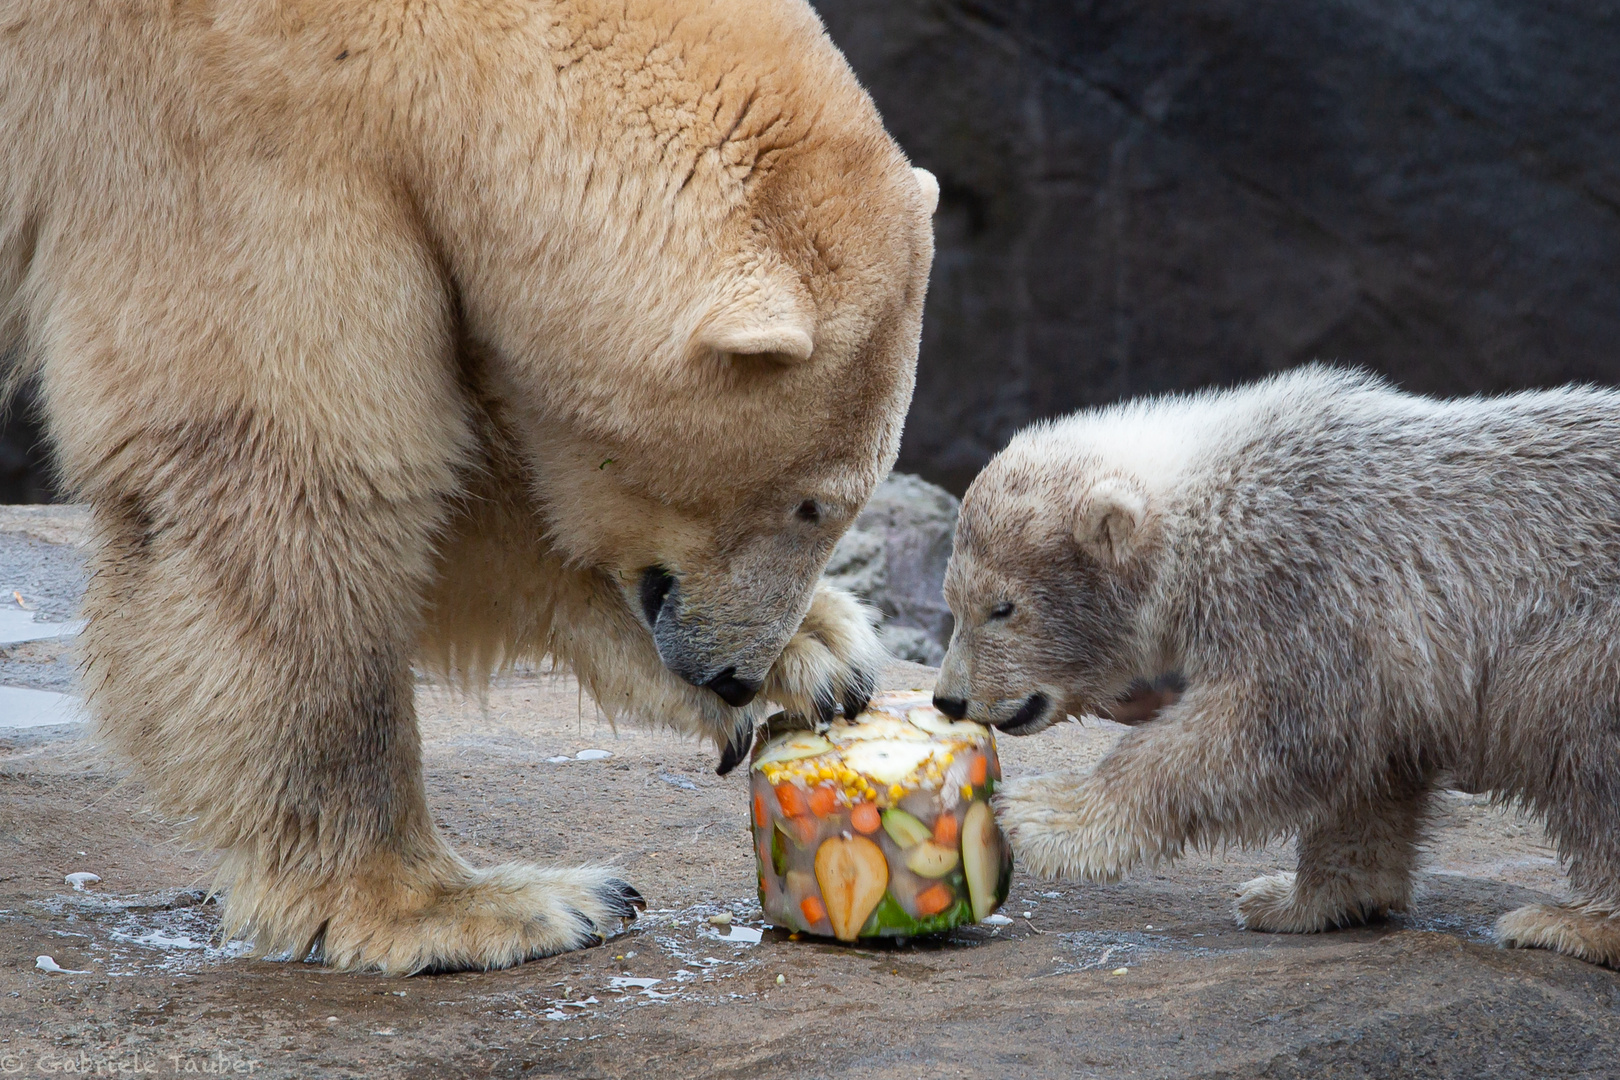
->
881, 808, 933, 848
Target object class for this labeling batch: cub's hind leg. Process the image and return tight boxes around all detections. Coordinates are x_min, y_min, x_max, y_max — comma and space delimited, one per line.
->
1496, 755, 1620, 967
1237, 783, 1430, 933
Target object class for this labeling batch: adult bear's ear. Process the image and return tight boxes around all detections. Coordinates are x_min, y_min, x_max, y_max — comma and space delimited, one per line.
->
1074, 478, 1147, 564
693, 266, 815, 362
912, 167, 940, 216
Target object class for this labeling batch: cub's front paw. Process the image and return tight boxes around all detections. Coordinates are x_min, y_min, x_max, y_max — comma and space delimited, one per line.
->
1235, 870, 1402, 933
763, 584, 885, 724
993, 772, 1149, 882
1234, 872, 1315, 932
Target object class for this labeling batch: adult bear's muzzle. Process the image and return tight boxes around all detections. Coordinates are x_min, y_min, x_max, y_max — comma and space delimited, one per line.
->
638, 564, 777, 706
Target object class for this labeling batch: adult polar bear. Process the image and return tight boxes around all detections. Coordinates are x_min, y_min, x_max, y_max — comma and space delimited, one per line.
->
0, 0, 938, 972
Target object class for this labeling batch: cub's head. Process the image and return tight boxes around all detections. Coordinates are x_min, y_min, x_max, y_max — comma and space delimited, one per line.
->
465, 0, 937, 706
933, 426, 1163, 735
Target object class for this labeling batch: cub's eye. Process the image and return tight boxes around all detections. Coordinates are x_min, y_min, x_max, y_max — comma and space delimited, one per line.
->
989, 602, 1015, 620
795, 500, 822, 524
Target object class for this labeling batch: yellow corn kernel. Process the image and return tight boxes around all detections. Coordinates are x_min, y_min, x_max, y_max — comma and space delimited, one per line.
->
961, 784, 974, 800
942, 753, 954, 765
888, 783, 905, 801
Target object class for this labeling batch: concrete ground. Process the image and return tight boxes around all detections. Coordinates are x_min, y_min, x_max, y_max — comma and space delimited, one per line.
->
0, 508, 1616, 1078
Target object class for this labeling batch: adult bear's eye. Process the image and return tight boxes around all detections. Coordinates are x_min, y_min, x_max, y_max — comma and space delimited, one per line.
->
795, 500, 822, 524
989, 602, 1015, 620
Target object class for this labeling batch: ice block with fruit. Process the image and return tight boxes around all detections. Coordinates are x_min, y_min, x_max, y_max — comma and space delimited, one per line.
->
750, 691, 1013, 939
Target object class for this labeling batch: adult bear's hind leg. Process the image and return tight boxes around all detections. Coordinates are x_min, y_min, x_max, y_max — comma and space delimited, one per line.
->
1236, 783, 1429, 933
82, 431, 640, 974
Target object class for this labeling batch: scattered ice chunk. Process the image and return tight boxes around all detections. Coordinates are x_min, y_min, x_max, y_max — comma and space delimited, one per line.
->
574, 749, 613, 761
658, 772, 697, 790
35, 955, 89, 974
545, 756, 571, 763
608, 976, 661, 990
65, 872, 100, 891
982, 913, 1014, 926
707, 913, 732, 926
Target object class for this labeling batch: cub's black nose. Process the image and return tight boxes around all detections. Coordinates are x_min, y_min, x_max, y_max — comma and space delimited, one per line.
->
705, 667, 761, 708
933, 695, 968, 720
639, 565, 676, 628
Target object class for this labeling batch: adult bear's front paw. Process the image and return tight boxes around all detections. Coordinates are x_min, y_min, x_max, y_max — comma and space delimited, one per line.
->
251, 860, 646, 975
994, 772, 1150, 882
763, 584, 886, 724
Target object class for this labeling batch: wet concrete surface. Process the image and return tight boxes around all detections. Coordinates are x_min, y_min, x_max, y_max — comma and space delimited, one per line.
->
0, 511, 1616, 1078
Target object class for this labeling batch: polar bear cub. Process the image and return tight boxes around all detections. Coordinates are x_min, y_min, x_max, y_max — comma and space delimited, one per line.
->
934, 366, 1620, 968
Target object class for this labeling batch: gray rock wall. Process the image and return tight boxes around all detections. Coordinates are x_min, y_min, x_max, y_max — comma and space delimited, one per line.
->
7, 3, 1617, 499
814, 0, 1620, 492
824, 473, 959, 664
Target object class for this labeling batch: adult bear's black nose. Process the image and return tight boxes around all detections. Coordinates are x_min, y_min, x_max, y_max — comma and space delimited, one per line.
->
705, 667, 760, 708
933, 695, 968, 719
639, 565, 676, 628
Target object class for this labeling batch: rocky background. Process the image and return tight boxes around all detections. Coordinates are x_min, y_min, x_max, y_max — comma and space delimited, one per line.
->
817, 0, 1620, 491
5, 0, 1616, 502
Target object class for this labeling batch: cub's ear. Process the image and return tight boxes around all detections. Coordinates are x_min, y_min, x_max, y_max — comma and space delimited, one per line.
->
912, 167, 940, 216
1074, 478, 1147, 564
693, 267, 815, 362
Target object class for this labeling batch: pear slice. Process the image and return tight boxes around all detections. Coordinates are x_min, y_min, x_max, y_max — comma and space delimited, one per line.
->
814, 835, 889, 941
905, 839, 960, 878
962, 800, 1004, 921
752, 732, 834, 770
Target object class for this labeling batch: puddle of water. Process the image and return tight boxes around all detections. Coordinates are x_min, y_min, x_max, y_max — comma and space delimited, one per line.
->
0, 609, 80, 646
0, 686, 86, 728
36, 893, 253, 975
700, 923, 763, 945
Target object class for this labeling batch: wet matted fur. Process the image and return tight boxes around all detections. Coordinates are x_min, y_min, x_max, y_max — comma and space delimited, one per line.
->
1, 0, 934, 972
936, 367, 1620, 968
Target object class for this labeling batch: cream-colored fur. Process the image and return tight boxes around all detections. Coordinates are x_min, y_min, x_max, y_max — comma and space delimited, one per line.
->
938, 367, 1620, 969
2, 0, 934, 972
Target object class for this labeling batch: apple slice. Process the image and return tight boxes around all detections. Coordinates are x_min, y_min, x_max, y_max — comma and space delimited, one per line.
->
905, 839, 960, 878
905, 706, 991, 741
962, 800, 1004, 920
814, 835, 889, 941
842, 740, 935, 785
881, 808, 933, 848
752, 732, 834, 770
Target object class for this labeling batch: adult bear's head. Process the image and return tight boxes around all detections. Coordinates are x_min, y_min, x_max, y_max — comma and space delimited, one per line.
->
423, 0, 936, 703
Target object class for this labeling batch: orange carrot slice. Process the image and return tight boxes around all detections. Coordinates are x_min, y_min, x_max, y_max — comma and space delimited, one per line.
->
800, 895, 828, 927
916, 882, 953, 917
775, 783, 808, 818
850, 802, 881, 834
790, 814, 819, 846
808, 785, 838, 817
968, 754, 988, 786
933, 810, 959, 847
754, 792, 769, 829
